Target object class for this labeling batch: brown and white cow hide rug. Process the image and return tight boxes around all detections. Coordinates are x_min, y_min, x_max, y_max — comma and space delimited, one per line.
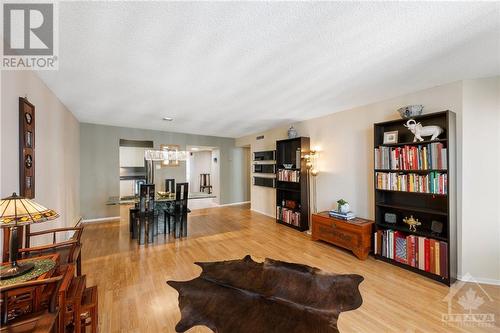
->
167, 255, 363, 333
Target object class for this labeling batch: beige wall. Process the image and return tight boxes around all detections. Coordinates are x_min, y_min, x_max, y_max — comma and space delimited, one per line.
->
1, 70, 81, 251
461, 77, 500, 283
237, 81, 463, 217
236, 77, 500, 283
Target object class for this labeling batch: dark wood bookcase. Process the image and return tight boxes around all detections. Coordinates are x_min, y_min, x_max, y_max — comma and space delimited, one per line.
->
373, 111, 456, 285
275, 137, 310, 231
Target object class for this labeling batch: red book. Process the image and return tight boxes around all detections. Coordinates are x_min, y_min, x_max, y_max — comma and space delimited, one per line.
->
411, 236, 417, 267
440, 242, 448, 278
429, 240, 436, 274
424, 239, 430, 272
406, 236, 412, 266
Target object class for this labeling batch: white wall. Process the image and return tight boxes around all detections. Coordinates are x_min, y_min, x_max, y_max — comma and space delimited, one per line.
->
236, 78, 500, 283
1, 70, 81, 251
188, 151, 212, 193
461, 77, 500, 283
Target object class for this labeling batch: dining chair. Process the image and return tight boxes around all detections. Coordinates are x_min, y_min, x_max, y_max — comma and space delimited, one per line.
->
165, 178, 175, 194
137, 184, 156, 244
1, 275, 63, 331
164, 183, 190, 238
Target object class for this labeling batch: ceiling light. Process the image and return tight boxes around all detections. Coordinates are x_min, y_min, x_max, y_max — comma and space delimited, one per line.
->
191, 147, 199, 151
162, 117, 173, 121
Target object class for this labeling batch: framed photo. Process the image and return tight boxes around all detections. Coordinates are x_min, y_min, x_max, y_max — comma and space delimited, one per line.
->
383, 131, 399, 144
25, 131, 32, 147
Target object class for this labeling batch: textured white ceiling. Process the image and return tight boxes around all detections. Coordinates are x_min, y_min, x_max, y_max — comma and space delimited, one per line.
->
37, 1, 500, 138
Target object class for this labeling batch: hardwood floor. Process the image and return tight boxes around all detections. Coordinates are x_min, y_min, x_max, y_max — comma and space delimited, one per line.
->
81, 204, 500, 332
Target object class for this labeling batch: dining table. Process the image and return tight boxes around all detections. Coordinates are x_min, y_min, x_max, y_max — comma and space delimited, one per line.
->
105, 191, 216, 206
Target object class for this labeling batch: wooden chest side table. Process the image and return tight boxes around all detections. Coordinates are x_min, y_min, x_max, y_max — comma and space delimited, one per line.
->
311, 212, 374, 260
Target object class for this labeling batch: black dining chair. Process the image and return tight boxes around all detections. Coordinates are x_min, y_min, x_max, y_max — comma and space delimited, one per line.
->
164, 182, 190, 238
136, 184, 156, 244
165, 179, 175, 194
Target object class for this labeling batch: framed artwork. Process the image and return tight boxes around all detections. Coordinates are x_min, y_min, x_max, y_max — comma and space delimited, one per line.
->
19, 97, 35, 198
160, 144, 181, 167
383, 130, 399, 144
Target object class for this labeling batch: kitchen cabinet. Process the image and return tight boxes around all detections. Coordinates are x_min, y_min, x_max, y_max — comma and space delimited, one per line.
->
119, 147, 146, 167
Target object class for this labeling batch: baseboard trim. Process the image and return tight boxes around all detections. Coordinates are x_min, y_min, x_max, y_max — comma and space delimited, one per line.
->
82, 216, 120, 224
218, 201, 250, 207
250, 208, 275, 219
457, 275, 500, 286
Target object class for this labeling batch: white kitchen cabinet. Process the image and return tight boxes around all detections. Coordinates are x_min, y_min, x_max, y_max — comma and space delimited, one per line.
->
119, 147, 146, 167
120, 180, 135, 197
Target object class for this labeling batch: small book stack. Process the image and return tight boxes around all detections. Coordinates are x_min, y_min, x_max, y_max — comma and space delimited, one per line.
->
329, 210, 356, 220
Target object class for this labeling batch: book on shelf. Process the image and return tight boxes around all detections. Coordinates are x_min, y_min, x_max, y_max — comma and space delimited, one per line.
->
276, 206, 300, 226
277, 169, 300, 182
375, 172, 447, 194
374, 143, 447, 170
374, 229, 448, 278
328, 210, 356, 220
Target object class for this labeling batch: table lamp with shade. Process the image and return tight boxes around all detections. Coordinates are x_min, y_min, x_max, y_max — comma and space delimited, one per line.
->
0, 193, 59, 279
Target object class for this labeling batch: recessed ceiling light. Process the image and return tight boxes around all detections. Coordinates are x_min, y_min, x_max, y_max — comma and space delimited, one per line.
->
191, 147, 199, 151
162, 117, 173, 121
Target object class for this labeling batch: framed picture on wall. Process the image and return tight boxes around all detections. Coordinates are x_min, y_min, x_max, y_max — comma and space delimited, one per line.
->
19, 97, 35, 198
383, 130, 399, 144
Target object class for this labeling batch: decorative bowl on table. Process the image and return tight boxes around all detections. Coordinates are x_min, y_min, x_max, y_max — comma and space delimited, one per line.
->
157, 191, 170, 198
283, 164, 294, 169
397, 105, 423, 119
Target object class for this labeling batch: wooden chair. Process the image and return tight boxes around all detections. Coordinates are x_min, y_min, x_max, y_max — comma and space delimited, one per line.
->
164, 183, 190, 238
0, 275, 63, 332
80, 286, 98, 333
19, 223, 84, 276
199, 174, 212, 194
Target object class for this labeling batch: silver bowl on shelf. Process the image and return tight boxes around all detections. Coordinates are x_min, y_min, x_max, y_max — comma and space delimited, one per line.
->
397, 105, 423, 119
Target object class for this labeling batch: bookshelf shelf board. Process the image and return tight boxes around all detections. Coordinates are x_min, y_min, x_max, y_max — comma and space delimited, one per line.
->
278, 168, 301, 171
276, 180, 300, 184
376, 203, 448, 216
373, 254, 450, 285
276, 219, 306, 231
375, 189, 447, 197
276, 187, 301, 193
376, 222, 448, 242
376, 138, 447, 148
374, 169, 448, 174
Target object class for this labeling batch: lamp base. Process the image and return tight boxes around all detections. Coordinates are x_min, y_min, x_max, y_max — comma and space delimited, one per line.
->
0, 262, 35, 279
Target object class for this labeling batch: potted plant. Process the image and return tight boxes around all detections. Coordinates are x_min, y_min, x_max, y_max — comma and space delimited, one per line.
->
337, 199, 350, 214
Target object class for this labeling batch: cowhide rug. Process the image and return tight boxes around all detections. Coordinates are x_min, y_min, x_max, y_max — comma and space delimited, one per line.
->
167, 255, 363, 333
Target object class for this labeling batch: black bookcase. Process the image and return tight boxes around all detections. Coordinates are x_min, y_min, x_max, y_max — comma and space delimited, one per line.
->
373, 111, 456, 285
275, 137, 310, 231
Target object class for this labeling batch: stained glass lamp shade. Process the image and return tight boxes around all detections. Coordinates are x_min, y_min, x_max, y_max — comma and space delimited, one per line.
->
0, 193, 59, 279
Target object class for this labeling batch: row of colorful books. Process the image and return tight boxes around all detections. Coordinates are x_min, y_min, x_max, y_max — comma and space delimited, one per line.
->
374, 229, 448, 278
276, 206, 300, 226
375, 143, 447, 171
329, 210, 356, 220
277, 169, 300, 182
375, 172, 447, 194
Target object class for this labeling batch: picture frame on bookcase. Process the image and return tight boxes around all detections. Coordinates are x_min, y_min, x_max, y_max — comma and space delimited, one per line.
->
383, 130, 399, 144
